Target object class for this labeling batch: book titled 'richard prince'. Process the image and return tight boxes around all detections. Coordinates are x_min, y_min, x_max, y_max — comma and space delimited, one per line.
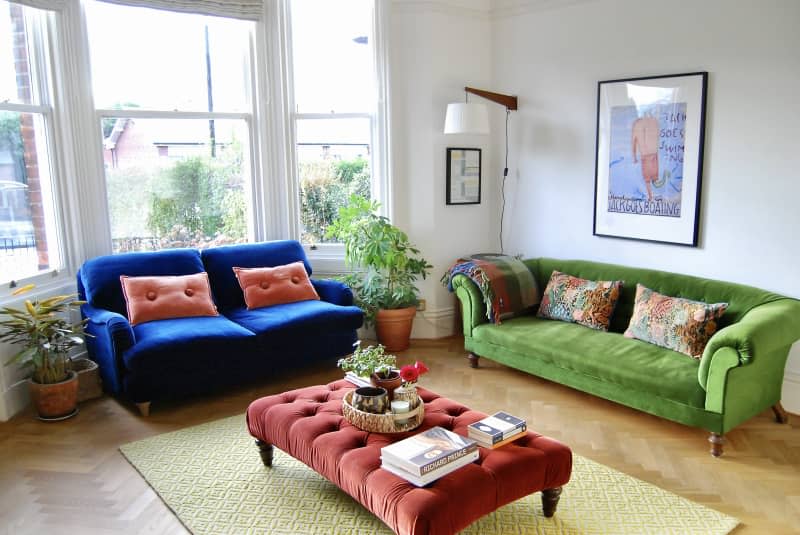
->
380, 426, 477, 476
381, 449, 480, 487
467, 412, 526, 445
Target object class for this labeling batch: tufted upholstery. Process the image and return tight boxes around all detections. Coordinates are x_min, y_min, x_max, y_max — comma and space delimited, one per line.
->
233, 262, 319, 310
120, 272, 219, 326
247, 380, 572, 535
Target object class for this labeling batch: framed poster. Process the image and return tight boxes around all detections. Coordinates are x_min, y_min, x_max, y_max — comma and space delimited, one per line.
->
446, 148, 481, 205
593, 72, 708, 246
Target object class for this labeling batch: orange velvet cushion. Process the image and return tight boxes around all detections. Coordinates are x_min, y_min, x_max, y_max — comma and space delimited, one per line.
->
233, 262, 320, 310
120, 272, 219, 326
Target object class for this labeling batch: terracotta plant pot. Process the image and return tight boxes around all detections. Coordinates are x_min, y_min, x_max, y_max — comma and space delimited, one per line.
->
28, 371, 79, 421
370, 371, 402, 401
375, 306, 417, 352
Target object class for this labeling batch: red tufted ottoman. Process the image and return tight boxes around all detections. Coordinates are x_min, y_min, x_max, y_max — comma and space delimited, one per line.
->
247, 380, 572, 535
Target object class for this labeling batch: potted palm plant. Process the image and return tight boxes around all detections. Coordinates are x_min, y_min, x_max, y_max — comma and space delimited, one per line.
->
327, 195, 432, 351
0, 285, 86, 420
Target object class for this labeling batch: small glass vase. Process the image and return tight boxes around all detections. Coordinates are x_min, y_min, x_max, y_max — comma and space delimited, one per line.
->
393, 384, 419, 409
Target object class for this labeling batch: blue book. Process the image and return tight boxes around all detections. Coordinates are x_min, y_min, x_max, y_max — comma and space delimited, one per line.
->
467, 412, 527, 445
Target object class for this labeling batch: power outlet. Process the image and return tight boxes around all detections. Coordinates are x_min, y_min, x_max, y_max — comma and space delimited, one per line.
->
416, 299, 427, 312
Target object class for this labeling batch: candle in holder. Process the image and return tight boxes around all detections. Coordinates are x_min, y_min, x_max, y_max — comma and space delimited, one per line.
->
391, 399, 411, 425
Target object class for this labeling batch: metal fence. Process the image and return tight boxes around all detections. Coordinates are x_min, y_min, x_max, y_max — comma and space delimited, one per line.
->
112, 237, 161, 253
0, 236, 36, 254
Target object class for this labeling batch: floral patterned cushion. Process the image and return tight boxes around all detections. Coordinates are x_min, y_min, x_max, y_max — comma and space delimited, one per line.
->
624, 284, 728, 359
536, 271, 622, 331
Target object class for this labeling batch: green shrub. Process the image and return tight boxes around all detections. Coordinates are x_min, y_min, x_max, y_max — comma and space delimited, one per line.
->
299, 156, 371, 243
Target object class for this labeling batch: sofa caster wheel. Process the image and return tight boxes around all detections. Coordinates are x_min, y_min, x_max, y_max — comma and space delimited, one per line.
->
136, 402, 151, 417
708, 432, 724, 457
467, 353, 480, 368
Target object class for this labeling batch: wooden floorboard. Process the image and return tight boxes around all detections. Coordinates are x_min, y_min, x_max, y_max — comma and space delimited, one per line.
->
0, 338, 798, 534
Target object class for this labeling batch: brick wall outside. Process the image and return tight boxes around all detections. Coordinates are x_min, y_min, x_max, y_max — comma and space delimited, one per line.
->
10, 3, 48, 271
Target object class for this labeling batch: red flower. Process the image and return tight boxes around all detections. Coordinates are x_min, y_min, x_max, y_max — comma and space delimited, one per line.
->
400, 365, 419, 383
414, 361, 429, 376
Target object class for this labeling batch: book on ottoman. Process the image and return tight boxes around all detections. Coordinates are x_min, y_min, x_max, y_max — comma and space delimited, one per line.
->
381, 449, 479, 487
467, 412, 526, 447
381, 426, 477, 477
343, 371, 371, 387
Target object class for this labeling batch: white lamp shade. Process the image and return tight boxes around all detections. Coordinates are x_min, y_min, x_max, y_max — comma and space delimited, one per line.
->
444, 102, 489, 134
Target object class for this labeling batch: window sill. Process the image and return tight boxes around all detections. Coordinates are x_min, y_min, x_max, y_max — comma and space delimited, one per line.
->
0, 271, 75, 306
303, 243, 351, 276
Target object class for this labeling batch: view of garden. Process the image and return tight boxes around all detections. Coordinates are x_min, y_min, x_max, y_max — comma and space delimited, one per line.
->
106, 134, 370, 253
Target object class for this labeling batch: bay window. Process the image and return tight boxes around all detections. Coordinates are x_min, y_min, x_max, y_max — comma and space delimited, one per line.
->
85, 0, 255, 252
0, 1, 63, 286
288, 0, 387, 249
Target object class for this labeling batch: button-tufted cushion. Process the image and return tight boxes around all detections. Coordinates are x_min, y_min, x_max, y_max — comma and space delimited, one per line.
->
247, 380, 572, 535
233, 262, 320, 310
120, 272, 218, 326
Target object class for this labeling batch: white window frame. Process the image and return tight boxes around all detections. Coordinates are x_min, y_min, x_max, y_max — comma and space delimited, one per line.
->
281, 0, 391, 274
0, 3, 73, 298
86, 4, 263, 251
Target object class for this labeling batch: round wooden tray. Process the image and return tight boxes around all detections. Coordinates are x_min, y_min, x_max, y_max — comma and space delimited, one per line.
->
342, 390, 424, 433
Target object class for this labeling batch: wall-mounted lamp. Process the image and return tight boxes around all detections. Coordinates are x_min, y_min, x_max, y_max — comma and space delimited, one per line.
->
444, 87, 518, 134
444, 86, 519, 254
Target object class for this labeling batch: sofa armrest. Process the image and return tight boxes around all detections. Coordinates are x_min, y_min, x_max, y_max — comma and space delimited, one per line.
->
312, 279, 354, 307
82, 304, 135, 396
452, 274, 488, 338
698, 298, 800, 389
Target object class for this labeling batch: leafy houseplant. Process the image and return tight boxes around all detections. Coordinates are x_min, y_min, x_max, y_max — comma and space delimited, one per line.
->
0, 285, 87, 419
338, 343, 403, 398
326, 195, 432, 351
337, 343, 397, 379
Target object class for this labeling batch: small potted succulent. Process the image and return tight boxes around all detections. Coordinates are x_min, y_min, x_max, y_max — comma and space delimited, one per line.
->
337, 342, 402, 399
0, 285, 87, 420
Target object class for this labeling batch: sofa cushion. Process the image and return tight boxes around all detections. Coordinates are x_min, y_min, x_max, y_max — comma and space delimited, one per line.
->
233, 262, 319, 310
121, 272, 219, 326
201, 241, 312, 311
122, 316, 255, 372
225, 300, 363, 340
527, 258, 786, 333
80, 248, 204, 317
473, 315, 705, 408
624, 284, 727, 359
537, 271, 622, 331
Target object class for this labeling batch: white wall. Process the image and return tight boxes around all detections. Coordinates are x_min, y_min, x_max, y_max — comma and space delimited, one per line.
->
390, 0, 498, 337
491, 0, 800, 411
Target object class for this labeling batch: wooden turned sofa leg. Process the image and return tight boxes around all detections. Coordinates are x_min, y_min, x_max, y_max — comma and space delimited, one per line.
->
541, 487, 562, 517
772, 403, 789, 424
708, 432, 725, 457
467, 353, 480, 368
256, 440, 274, 467
135, 402, 151, 417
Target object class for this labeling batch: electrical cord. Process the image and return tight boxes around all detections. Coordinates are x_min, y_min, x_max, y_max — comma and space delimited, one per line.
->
500, 109, 510, 254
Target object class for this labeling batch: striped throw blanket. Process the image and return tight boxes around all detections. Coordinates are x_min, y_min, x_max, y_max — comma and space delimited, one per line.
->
442, 254, 539, 324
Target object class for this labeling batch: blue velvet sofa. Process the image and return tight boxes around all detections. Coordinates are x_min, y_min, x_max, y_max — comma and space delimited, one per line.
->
77, 240, 363, 415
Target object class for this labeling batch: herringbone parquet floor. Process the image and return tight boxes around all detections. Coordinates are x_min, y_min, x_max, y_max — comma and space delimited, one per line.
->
0, 338, 798, 534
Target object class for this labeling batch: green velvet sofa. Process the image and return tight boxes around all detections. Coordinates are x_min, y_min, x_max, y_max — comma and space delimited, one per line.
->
452, 258, 800, 456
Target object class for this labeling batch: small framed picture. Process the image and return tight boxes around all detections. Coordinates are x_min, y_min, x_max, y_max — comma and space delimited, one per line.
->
446, 148, 481, 205
593, 72, 708, 246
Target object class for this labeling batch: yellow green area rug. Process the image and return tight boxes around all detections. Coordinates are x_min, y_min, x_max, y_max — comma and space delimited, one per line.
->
120, 415, 739, 535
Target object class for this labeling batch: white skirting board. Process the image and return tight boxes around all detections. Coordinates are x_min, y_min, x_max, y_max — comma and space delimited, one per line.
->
0, 379, 30, 422
782, 371, 800, 415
